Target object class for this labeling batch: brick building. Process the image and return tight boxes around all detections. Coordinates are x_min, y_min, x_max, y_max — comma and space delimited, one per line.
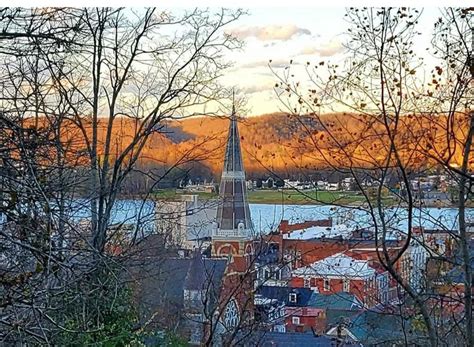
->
291, 252, 390, 307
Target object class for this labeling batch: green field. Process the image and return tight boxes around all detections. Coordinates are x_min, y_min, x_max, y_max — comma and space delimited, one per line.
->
247, 189, 367, 205
154, 188, 371, 205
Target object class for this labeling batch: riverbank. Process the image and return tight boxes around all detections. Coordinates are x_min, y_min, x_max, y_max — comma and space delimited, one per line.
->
150, 189, 387, 206
141, 188, 470, 208
141, 189, 455, 207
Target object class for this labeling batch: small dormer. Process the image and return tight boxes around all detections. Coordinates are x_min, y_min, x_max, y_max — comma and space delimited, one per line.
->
238, 221, 245, 234
289, 292, 297, 304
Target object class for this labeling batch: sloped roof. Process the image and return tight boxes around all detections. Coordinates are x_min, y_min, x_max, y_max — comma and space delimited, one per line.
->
293, 253, 375, 279
184, 249, 206, 291
257, 285, 314, 307
125, 236, 226, 328
445, 239, 474, 285
283, 224, 353, 240
308, 292, 363, 311
349, 310, 422, 345
246, 331, 347, 347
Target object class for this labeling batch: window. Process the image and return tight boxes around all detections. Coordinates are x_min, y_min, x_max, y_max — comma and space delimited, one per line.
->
223, 299, 239, 328
274, 269, 281, 280
343, 279, 350, 292
274, 325, 285, 333
289, 293, 297, 303
304, 278, 310, 288
292, 316, 300, 325
264, 269, 270, 280
323, 279, 330, 291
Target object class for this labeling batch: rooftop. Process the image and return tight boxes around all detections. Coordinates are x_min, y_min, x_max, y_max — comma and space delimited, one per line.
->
283, 224, 354, 241
256, 285, 314, 307
292, 253, 376, 279
246, 331, 351, 347
308, 292, 363, 311
349, 310, 422, 345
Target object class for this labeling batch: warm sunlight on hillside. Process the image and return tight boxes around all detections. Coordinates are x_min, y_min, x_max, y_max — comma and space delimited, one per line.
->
32, 112, 471, 178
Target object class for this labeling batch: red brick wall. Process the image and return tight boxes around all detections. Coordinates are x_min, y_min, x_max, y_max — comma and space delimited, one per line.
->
291, 276, 367, 302
285, 315, 316, 333
212, 239, 255, 322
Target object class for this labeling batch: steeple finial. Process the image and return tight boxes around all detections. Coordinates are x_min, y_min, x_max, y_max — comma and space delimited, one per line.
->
231, 89, 236, 120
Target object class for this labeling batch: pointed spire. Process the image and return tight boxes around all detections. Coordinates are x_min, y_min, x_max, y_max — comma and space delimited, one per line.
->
222, 113, 243, 174
214, 94, 253, 239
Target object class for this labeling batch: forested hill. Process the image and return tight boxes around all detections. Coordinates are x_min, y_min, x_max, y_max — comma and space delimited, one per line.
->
34, 112, 470, 179
157, 111, 469, 178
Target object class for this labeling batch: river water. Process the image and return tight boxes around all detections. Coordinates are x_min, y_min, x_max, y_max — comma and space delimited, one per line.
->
67, 199, 472, 235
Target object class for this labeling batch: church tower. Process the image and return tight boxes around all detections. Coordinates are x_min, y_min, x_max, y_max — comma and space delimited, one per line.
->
212, 105, 253, 257
212, 105, 255, 335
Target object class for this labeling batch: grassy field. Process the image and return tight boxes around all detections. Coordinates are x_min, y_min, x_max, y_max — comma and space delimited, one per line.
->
153, 188, 472, 206
153, 188, 371, 205
247, 189, 367, 205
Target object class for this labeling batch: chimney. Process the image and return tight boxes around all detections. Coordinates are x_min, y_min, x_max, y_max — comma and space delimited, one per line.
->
413, 226, 423, 236
279, 220, 290, 234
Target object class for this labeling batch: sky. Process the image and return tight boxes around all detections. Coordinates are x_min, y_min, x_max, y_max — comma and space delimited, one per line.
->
3, 3, 452, 117
197, 7, 443, 116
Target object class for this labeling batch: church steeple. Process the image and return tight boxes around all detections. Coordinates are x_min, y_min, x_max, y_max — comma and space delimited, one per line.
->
211, 98, 255, 328
214, 102, 252, 239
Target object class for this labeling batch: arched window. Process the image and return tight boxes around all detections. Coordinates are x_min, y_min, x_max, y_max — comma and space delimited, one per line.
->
223, 299, 239, 329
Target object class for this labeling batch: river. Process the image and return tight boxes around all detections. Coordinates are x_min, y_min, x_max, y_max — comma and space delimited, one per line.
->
67, 199, 473, 235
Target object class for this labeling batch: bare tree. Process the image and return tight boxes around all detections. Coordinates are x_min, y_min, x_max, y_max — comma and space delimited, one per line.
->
0, 7, 244, 344
271, 7, 472, 346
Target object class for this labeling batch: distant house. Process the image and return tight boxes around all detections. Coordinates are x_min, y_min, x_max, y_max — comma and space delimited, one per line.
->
284, 179, 300, 189
291, 253, 390, 307
308, 292, 363, 330
255, 241, 291, 288
255, 286, 324, 334
183, 181, 216, 193
316, 180, 328, 190
263, 177, 274, 188
255, 286, 363, 336
341, 177, 355, 191
246, 180, 255, 190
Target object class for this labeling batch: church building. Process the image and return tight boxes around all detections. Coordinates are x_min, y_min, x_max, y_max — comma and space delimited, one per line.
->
212, 106, 255, 337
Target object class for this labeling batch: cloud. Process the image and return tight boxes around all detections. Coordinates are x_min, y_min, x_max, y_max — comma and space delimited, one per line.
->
229, 24, 311, 41
241, 84, 272, 95
239, 58, 300, 69
263, 42, 278, 48
299, 40, 344, 57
